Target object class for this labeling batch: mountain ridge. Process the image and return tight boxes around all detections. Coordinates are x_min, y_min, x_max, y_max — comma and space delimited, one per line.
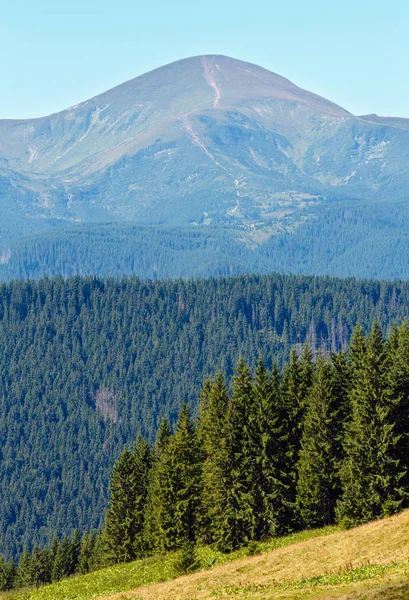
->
1, 54, 409, 280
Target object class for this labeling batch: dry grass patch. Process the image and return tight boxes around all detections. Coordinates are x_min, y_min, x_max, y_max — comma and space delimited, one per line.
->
102, 510, 409, 600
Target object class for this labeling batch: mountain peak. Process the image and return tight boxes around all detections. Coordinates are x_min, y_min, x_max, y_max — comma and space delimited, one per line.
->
90, 54, 350, 119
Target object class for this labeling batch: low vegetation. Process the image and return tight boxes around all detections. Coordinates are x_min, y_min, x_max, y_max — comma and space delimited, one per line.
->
2, 510, 409, 599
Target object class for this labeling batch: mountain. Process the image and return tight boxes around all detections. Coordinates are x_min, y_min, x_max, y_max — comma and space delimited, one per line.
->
1, 55, 409, 279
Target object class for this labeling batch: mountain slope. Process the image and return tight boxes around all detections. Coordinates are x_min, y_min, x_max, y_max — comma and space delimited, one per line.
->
2, 273, 409, 560
8, 510, 409, 600
1, 55, 409, 280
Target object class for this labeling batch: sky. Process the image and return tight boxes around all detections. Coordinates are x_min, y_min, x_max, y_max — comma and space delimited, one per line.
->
2, 0, 408, 119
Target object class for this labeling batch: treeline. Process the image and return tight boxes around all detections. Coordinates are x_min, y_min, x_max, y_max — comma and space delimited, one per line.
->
1, 273, 409, 561
3, 321, 409, 590
102, 322, 409, 562
3, 198, 409, 282
0, 531, 105, 591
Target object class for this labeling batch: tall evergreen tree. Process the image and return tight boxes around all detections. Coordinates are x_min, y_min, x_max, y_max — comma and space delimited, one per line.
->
52, 536, 73, 582
104, 437, 152, 563
198, 372, 230, 544
296, 356, 340, 528
16, 548, 32, 588
143, 418, 172, 553
337, 323, 405, 526
70, 530, 81, 575
249, 360, 293, 538
217, 359, 255, 551
387, 321, 409, 495
0, 556, 15, 591
152, 405, 202, 551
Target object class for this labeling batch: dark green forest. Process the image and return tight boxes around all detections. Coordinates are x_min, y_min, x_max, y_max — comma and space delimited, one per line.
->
3, 322, 409, 591
1, 273, 409, 560
2, 197, 409, 282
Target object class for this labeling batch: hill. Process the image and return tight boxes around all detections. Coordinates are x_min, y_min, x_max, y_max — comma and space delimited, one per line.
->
5, 510, 409, 599
1, 273, 409, 560
1, 56, 409, 280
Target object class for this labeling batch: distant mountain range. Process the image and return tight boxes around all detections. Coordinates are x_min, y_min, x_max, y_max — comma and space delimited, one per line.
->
1, 55, 409, 280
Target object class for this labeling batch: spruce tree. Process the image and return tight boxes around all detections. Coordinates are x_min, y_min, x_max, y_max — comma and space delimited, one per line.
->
70, 530, 81, 575
29, 545, 51, 587
296, 356, 340, 528
0, 556, 15, 591
280, 349, 307, 526
52, 536, 73, 581
216, 359, 254, 551
16, 548, 32, 588
104, 437, 152, 562
154, 404, 202, 551
387, 321, 409, 496
337, 323, 405, 526
49, 535, 60, 570
198, 372, 230, 544
248, 360, 293, 538
77, 532, 92, 575
143, 418, 172, 553
87, 532, 107, 572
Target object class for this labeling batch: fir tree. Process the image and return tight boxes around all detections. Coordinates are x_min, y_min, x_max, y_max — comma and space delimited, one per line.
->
105, 437, 152, 563
217, 359, 254, 551
387, 321, 409, 495
52, 536, 73, 582
198, 372, 230, 544
337, 323, 405, 526
0, 556, 15, 591
153, 404, 202, 551
296, 356, 340, 528
143, 418, 172, 553
248, 360, 292, 538
16, 548, 32, 588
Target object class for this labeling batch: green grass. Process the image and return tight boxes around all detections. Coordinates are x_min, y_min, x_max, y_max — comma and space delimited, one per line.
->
0, 526, 340, 600
216, 562, 409, 596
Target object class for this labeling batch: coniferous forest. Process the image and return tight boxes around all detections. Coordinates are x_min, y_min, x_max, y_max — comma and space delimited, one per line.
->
2, 321, 409, 592
1, 274, 409, 563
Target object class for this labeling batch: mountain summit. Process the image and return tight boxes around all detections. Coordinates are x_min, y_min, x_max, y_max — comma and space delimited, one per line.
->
1, 55, 409, 279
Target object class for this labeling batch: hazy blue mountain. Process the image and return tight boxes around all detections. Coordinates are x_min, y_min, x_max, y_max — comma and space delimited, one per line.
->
1, 55, 409, 279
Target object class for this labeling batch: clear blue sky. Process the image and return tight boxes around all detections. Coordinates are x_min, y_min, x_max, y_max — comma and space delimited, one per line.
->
2, 0, 408, 119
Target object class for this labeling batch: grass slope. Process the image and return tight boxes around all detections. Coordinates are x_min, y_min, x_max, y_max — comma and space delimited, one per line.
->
5, 510, 409, 600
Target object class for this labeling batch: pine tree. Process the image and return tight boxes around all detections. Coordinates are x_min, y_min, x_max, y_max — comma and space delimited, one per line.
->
387, 321, 409, 496
198, 372, 230, 544
29, 545, 51, 587
296, 356, 340, 528
16, 548, 32, 588
248, 360, 292, 538
52, 536, 73, 582
70, 530, 81, 575
143, 418, 172, 553
104, 437, 152, 563
0, 556, 15, 591
154, 404, 202, 551
216, 359, 254, 551
337, 323, 405, 526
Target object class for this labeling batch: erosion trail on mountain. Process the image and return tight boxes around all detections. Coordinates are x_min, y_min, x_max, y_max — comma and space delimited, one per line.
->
201, 56, 222, 107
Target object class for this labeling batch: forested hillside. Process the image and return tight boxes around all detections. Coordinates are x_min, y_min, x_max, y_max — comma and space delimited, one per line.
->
3, 322, 409, 595
1, 273, 409, 560
3, 197, 409, 281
